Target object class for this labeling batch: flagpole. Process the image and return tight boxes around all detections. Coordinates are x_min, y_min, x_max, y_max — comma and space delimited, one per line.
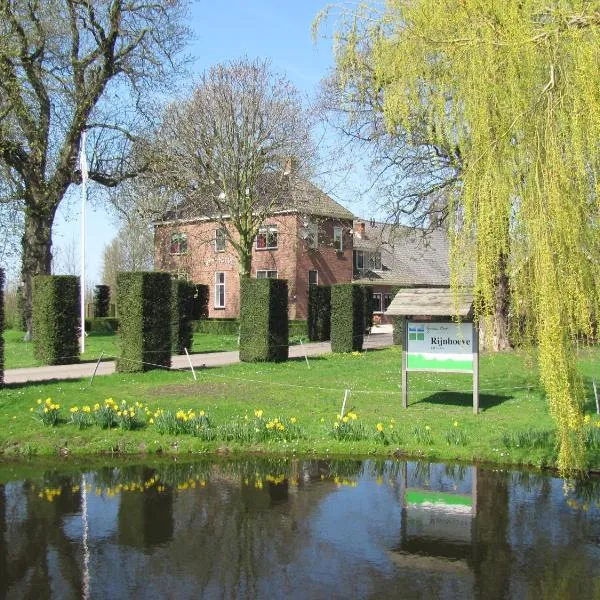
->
80, 131, 87, 354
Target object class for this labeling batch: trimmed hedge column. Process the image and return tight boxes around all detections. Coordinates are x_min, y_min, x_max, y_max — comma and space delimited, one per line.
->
0, 268, 4, 386
392, 317, 404, 346
171, 279, 198, 354
117, 272, 171, 372
308, 285, 331, 341
93, 284, 110, 317
331, 283, 365, 352
362, 286, 374, 332
33, 275, 80, 365
239, 278, 288, 362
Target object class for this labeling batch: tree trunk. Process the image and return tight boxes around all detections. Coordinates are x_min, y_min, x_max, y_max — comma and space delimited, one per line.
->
21, 205, 56, 340
493, 252, 511, 351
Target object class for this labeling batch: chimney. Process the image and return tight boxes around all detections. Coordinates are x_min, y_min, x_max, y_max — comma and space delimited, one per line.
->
355, 221, 365, 238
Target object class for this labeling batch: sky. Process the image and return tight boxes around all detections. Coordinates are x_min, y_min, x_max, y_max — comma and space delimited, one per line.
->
51, 0, 370, 285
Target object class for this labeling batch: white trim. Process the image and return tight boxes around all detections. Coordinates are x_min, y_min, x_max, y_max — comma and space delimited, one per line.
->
334, 225, 343, 251
214, 227, 226, 252
256, 224, 278, 250
214, 272, 226, 308
256, 270, 278, 279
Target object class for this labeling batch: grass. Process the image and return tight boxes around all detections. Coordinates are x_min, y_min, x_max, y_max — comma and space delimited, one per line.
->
3, 329, 240, 369
1, 343, 599, 471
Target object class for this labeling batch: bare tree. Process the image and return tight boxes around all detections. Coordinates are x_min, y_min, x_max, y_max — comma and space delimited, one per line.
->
137, 58, 315, 279
0, 0, 190, 337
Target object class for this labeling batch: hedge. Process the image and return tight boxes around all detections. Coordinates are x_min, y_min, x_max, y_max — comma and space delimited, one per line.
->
93, 284, 110, 317
116, 272, 171, 373
191, 284, 209, 320
32, 275, 80, 365
239, 278, 288, 362
363, 286, 374, 333
85, 317, 119, 334
308, 285, 331, 341
171, 279, 198, 354
0, 268, 4, 386
192, 318, 238, 335
331, 283, 364, 353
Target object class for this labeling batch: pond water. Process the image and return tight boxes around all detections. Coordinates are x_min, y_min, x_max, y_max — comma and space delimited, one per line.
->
1, 458, 599, 599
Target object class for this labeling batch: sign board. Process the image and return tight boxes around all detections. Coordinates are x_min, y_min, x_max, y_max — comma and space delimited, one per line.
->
407, 322, 474, 373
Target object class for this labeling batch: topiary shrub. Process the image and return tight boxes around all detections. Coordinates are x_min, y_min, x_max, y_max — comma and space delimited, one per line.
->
362, 285, 374, 333
308, 285, 331, 341
239, 278, 288, 362
93, 284, 110, 317
331, 284, 365, 352
192, 318, 239, 335
191, 284, 209, 320
392, 316, 404, 346
85, 317, 119, 334
33, 275, 80, 365
117, 272, 171, 372
0, 268, 4, 386
171, 279, 198, 354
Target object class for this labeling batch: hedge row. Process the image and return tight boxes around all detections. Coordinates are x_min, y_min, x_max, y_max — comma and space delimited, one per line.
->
85, 317, 120, 334
171, 280, 207, 354
93, 285, 111, 318
192, 318, 306, 339
0, 268, 4, 386
117, 272, 171, 373
308, 285, 331, 341
363, 286, 374, 333
239, 278, 288, 362
331, 283, 365, 353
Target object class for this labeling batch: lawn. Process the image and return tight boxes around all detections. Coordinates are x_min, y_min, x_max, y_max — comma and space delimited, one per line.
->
1, 344, 599, 470
3, 329, 240, 369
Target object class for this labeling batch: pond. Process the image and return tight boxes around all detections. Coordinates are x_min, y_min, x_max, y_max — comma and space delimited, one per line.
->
1, 457, 599, 599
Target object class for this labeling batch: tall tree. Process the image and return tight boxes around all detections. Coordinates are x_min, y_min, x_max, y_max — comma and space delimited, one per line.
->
0, 0, 189, 337
325, 0, 600, 473
138, 58, 314, 279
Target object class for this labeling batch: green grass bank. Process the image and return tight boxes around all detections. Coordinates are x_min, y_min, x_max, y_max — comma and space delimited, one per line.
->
1, 345, 599, 471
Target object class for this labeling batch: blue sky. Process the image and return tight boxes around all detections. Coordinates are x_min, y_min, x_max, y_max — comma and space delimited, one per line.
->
52, 0, 367, 284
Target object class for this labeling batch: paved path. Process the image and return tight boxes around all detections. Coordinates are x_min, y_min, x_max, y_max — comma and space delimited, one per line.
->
4, 328, 394, 384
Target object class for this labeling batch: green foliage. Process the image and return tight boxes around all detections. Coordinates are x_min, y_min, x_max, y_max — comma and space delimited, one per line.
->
171, 279, 197, 354
289, 320, 307, 341
32, 398, 61, 426
192, 318, 238, 335
502, 429, 555, 450
331, 284, 364, 352
363, 285, 374, 332
0, 268, 3, 387
32, 275, 80, 365
239, 278, 289, 362
329, 411, 368, 441
85, 317, 119, 334
308, 285, 331, 341
412, 424, 433, 445
93, 285, 110, 318
191, 284, 209, 320
392, 317, 403, 346
444, 428, 468, 446
116, 272, 171, 373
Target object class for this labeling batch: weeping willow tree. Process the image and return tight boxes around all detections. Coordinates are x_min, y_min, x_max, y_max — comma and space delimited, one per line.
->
321, 0, 600, 474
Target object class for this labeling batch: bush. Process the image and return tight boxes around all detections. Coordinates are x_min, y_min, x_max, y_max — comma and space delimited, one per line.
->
191, 284, 209, 320
85, 317, 119, 333
0, 267, 3, 386
363, 286, 374, 332
116, 272, 171, 373
392, 316, 404, 346
192, 318, 238, 335
171, 279, 198, 354
308, 285, 331, 341
289, 320, 307, 340
239, 278, 289, 362
32, 275, 80, 365
93, 284, 110, 317
331, 284, 364, 352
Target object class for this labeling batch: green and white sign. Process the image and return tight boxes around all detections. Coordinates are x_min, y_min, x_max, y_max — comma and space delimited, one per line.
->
407, 322, 474, 373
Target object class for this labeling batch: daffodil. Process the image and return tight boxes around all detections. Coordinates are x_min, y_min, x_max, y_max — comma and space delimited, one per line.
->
376, 423, 384, 432
254, 409, 263, 418
453, 421, 459, 427
290, 417, 297, 424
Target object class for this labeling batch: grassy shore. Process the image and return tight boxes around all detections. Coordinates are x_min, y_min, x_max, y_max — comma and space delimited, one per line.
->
3, 329, 240, 369
1, 344, 599, 470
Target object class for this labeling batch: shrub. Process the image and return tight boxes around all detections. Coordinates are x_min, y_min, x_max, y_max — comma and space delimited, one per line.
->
331, 283, 364, 352
32, 275, 80, 365
239, 278, 288, 362
116, 271, 171, 372
93, 284, 110, 317
171, 279, 197, 354
362, 286, 374, 332
192, 318, 239, 335
308, 285, 331, 341
85, 317, 119, 333
0, 267, 3, 386
191, 284, 209, 320
392, 316, 404, 346
289, 320, 307, 341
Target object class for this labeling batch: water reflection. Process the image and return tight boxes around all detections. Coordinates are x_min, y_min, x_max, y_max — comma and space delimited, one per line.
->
0, 458, 599, 599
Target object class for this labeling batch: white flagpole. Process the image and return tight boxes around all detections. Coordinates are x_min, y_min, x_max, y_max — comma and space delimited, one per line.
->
80, 131, 88, 354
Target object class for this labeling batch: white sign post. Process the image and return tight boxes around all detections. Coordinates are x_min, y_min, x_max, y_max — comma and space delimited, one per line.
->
402, 319, 479, 413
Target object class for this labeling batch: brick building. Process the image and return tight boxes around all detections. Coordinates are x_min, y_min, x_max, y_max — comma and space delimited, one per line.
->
154, 180, 451, 321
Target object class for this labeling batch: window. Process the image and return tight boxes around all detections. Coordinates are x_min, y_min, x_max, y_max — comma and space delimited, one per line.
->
354, 250, 365, 270
170, 232, 188, 254
369, 252, 382, 270
256, 225, 278, 249
215, 227, 226, 252
215, 272, 225, 308
306, 222, 318, 249
373, 293, 383, 313
334, 226, 343, 251
256, 270, 278, 279
308, 270, 318, 286
383, 293, 394, 311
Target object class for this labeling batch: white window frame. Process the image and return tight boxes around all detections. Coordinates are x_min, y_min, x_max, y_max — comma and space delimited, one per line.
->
215, 227, 226, 252
256, 270, 278, 279
369, 252, 382, 270
372, 292, 383, 313
308, 270, 318, 286
256, 225, 278, 249
214, 272, 226, 308
333, 226, 343, 251
170, 232, 188, 255
307, 222, 318, 249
